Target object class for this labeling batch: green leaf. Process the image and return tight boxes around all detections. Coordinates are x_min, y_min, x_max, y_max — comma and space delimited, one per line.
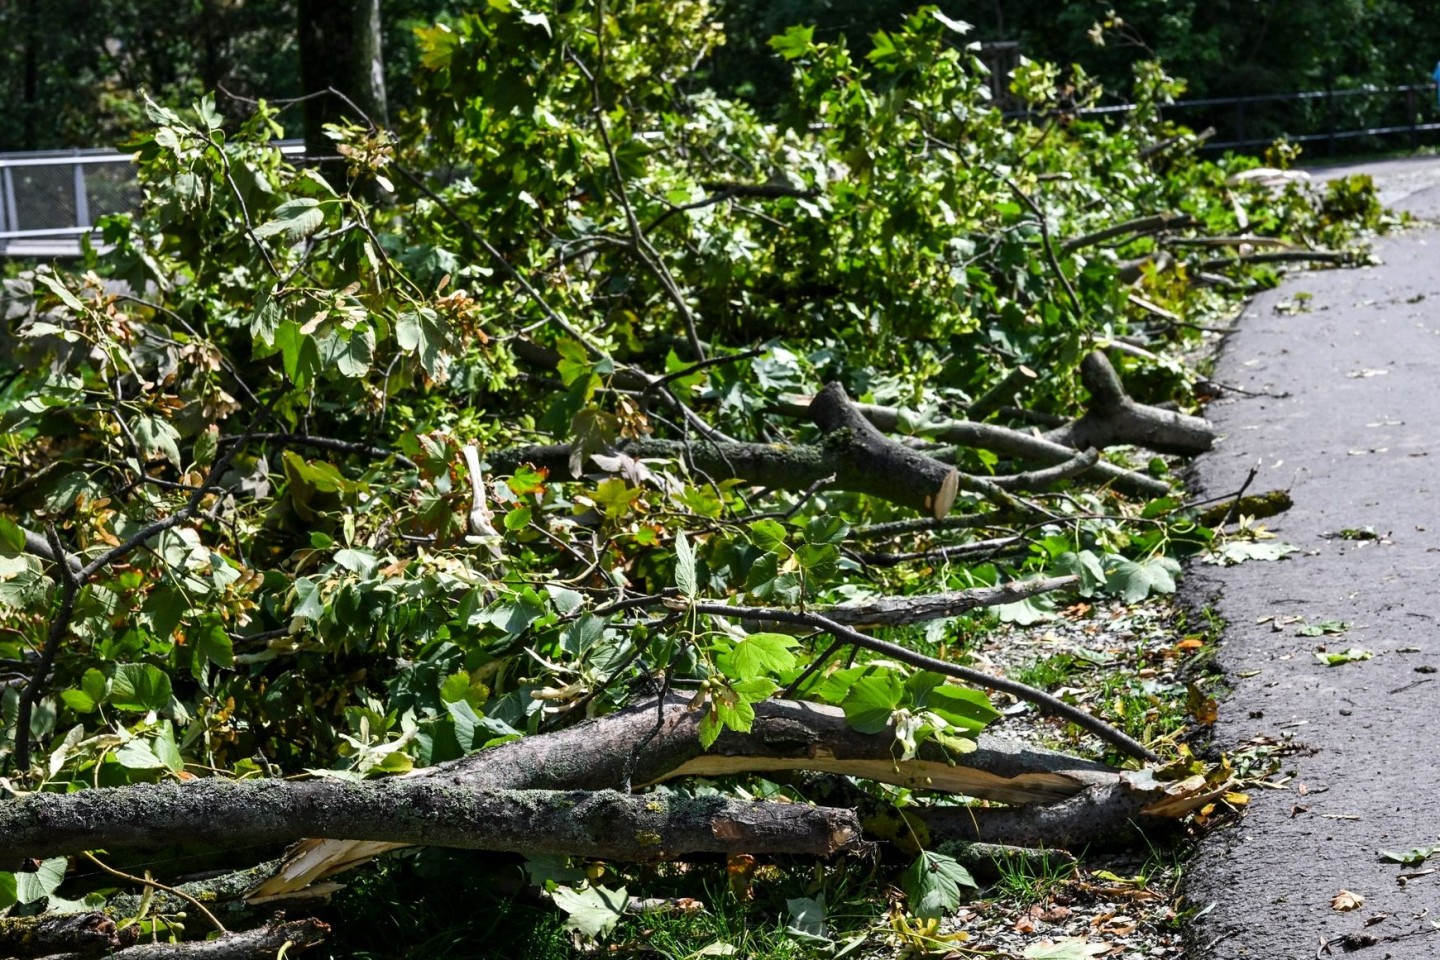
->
34, 273, 86, 312
254, 197, 325, 240
921, 683, 1000, 732
152, 721, 184, 772
251, 295, 283, 346
1379, 843, 1440, 866
747, 519, 789, 554
803, 515, 849, 545
196, 622, 235, 668
552, 883, 628, 939
1297, 620, 1348, 637
769, 24, 815, 60
786, 896, 830, 940
134, 414, 183, 467
1056, 550, 1105, 597
447, 699, 520, 751
1105, 556, 1181, 603
14, 858, 67, 905
674, 531, 697, 597
114, 738, 167, 769
0, 872, 16, 911
396, 308, 449, 378
1315, 647, 1373, 666
110, 663, 173, 712
902, 851, 976, 920
718, 633, 797, 681
842, 670, 905, 734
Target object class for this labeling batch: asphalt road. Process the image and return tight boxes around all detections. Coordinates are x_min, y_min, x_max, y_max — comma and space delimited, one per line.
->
1182, 157, 1440, 958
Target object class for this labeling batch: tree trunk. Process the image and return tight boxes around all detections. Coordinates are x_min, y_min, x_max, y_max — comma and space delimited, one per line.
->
297, 0, 388, 175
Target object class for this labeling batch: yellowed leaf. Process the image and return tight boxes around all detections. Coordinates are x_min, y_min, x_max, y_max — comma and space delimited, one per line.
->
1332, 889, 1365, 911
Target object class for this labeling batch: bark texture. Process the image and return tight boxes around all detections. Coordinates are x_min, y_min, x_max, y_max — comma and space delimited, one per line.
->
0, 911, 137, 959
0, 782, 858, 863
487, 382, 960, 517
1045, 351, 1214, 455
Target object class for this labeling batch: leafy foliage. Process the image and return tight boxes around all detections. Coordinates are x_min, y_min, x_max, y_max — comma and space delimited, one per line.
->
0, 0, 1383, 944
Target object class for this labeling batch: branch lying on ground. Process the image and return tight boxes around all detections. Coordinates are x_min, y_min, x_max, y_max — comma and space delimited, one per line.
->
775, 391, 1170, 496
1044, 351, 1213, 456
0, 911, 138, 959
787, 575, 1077, 629
0, 695, 1208, 907
680, 602, 1158, 763
1060, 212, 1195, 254
488, 382, 961, 518
0, 781, 859, 864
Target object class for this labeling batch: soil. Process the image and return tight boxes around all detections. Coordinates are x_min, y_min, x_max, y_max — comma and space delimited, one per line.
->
1181, 156, 1440, 959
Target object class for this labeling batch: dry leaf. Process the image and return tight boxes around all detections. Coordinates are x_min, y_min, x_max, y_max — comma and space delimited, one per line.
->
1332, 889, 1365, 911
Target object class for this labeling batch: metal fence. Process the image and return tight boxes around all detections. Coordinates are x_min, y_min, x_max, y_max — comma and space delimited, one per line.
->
1074, 81, 1440, 156
3, 84, 1440, 259
0, 141, 304, 259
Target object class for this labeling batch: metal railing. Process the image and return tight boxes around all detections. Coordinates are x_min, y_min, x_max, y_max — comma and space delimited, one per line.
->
4, 83, 1439, 259
1072, 82, 1440, 155
0, 141, 304, 258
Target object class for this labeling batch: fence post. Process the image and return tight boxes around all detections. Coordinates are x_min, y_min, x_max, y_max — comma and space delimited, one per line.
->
1408, 86, 1418, 150
73, 157, 90, 229
2, 166, 18, 235
1327, 86, 1337, 156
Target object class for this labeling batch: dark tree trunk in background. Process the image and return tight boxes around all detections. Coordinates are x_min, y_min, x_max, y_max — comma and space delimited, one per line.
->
296, 0, 387, 181
21, 0, 39, 149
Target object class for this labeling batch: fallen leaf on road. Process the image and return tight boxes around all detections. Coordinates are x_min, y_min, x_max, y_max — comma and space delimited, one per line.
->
1314, 647, 1373, 666
1332, 889, 1365, 911
1022, 938, 1110, 959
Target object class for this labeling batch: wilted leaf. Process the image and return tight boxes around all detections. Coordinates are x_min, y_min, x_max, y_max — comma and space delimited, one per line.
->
1332, 889, 1365, 911
1022, 939, 1110, 959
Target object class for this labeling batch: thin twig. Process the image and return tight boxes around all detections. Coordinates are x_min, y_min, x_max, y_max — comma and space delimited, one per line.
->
682, 601, 1159, 763
81, 851, 228, 934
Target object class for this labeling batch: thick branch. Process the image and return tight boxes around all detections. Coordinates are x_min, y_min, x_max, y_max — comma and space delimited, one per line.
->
488, 383, 960, 518
0, 912, 137, 959
1044, 351, 1213, 456
0, 781, 858, 863
84, 917, 330, 960
775, 395, 1169, 496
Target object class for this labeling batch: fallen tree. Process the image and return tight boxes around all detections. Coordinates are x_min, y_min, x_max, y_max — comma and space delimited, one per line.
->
1, 697, 1222, 909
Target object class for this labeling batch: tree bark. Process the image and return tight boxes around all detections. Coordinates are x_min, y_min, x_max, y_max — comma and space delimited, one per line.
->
488, 382, 960, 518
0, 782, 858, 864
1044, 351, 1214, 455
297, 0, 388, 175
0, 911, 137, 959
72, 916, 330, 960
775, 393, 1170, 497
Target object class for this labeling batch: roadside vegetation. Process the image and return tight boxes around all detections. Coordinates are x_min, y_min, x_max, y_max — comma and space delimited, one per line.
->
0, 3, 1391, 957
